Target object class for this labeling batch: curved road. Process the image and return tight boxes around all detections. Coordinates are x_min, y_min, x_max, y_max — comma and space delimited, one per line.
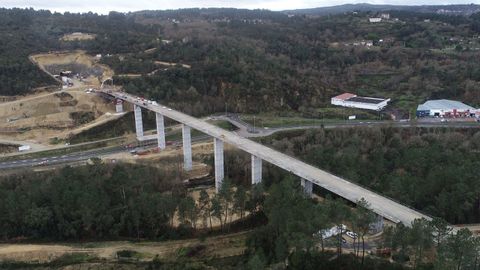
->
214, 115, 480, 138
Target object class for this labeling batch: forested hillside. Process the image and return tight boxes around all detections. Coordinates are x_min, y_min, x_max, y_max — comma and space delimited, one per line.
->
2, 7, 480, 115
0, 8, 159, 95
260, 127, 480, 224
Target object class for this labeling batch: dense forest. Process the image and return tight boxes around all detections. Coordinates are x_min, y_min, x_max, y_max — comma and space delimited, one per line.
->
1, 161, 477, 269
2, 8, 480, 116
0, 8, 159, 95
260, 127, 480, 224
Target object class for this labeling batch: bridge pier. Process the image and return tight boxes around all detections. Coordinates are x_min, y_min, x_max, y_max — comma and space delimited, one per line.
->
155, 113, 166, 150
251, 155, 262, 185
115, 99, 123, 113
134, 104, 144, 139
182, 124, 192, 171
214, 138, 224, 192
301, 178, 313, 197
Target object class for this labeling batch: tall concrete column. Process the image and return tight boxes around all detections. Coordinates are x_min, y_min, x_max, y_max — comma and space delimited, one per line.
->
214, 138, 224, 192
115, 99, 123, 113
251, 155, 262, 185
134, 104, 143, 139
182, 124, 192, 171
155, 113, 166, 150
301, 178, 313, 197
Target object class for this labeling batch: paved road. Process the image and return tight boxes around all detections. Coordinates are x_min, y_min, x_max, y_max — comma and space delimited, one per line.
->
109, 90, 432, 226
0, 146, 126, 170
214, 115, 480, 138
0, 134, 212, 170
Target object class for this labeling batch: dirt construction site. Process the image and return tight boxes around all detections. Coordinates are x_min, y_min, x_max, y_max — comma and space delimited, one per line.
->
0, 51, 121, 148
0, 90, 120, 145
30, 50, 113, 87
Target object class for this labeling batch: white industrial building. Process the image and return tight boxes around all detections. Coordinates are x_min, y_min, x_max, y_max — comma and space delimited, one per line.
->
416, 99, 478, 117
369, 18, 382, 23
331, 93, 391, 111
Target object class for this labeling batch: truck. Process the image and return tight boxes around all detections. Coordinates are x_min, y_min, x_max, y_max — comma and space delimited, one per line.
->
18, 145, 31, 152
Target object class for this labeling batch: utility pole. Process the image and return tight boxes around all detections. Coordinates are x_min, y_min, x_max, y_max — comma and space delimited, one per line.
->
253, 116, 256, 133
225, 102, 228, 117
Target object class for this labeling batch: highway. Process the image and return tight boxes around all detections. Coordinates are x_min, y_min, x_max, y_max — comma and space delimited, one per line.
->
109, 90, 432, 226
0, 147, 125, 170
214, 115, 480, 138
0, 135, 210, 170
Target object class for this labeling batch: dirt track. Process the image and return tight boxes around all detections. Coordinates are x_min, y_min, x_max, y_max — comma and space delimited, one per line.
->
0, 231, 248, 263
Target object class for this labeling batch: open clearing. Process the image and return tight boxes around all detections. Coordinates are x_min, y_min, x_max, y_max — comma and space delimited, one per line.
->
0, 231, 248, 264
0, 90, 117, 145
0, 51, 121, 147
60, 32, 96, 41
30, 50, 114, 87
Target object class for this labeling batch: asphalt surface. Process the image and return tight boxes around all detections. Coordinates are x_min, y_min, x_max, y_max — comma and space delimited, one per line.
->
108, 90, 435, 226
214, 115, 480, 138
0, 146, 126, 170
0, 135, 211, 170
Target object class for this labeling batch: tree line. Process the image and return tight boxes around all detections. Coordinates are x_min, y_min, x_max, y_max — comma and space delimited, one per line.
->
0, 158, 265, 241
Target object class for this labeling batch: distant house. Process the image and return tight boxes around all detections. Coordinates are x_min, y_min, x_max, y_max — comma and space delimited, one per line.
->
369, 18, 382, 23
331, 93, 390, 111
349, 40, 374, 47
380, 13, 390, 20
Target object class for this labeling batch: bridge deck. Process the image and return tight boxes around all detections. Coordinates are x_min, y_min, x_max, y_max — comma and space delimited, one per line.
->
111, 91, 430, 226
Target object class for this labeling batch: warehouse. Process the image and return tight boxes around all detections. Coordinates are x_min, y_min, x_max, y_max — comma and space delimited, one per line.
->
416, 99, 477, 118
331, 92, 390, 111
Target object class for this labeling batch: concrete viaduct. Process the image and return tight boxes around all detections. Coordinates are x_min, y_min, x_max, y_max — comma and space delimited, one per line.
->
108, 90, 430, 227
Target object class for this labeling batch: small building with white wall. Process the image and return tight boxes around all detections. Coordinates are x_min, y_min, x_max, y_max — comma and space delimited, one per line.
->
331, 93, 390, 111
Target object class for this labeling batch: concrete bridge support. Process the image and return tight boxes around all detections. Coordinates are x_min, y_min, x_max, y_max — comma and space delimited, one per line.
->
182, 124, 192, 171
214, 138, 225, 191
251, 155, 262, 185
134, 104, 144, 138
301, 178, 313, 197
115, 99, 123, 113
155, 113, 166, 150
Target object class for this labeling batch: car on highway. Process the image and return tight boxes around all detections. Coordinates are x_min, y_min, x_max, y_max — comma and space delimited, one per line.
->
35, 160, 48, 166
